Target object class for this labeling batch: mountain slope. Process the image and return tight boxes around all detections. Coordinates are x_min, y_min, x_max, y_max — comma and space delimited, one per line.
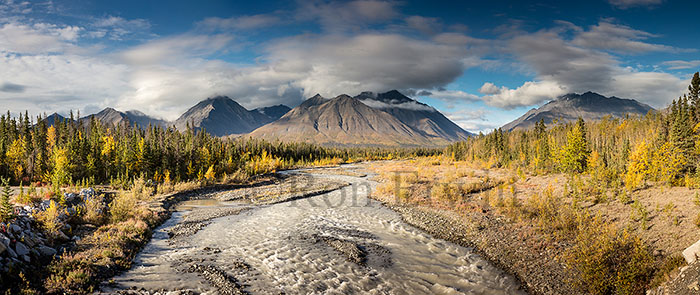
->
254, 105, 291, 121
355, 90, 472, 141
43, 113, 71, 127
174, 96, 275, 136
502, 92, 654, 131
249, 94, 445, 147
124, 110, 168, 128
82, 108, 168, 128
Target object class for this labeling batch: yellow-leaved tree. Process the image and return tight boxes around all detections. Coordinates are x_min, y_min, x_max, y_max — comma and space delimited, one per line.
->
625, 141, 651, 190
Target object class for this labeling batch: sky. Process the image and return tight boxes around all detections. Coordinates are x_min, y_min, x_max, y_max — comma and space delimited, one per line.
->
0, 0, 698, 133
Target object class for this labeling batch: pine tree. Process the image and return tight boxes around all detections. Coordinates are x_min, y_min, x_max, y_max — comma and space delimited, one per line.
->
560, 118, 590, 173
0, 177, 14, 222
689, 72, 700, 123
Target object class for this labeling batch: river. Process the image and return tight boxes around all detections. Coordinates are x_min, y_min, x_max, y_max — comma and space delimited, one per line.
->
107, 166, 524, 294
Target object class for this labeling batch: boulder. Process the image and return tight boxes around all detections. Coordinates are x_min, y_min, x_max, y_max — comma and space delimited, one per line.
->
15, 242, 29, 256
683, 239, 700, 264
37, 245, 57, 257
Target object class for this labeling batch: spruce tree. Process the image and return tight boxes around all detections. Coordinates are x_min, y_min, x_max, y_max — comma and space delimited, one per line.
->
689, 72, 700, 123
561, 118, 590, 173
0, 177, 14, 222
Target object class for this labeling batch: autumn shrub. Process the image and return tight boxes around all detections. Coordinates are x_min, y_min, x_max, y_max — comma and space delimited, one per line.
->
223, 169, 249, 184
108, 193, 137, 223
82, 194, 106, 225
130, 176, 153, 200
45, 253, 94, 293
565, 217, 654, 295
35, 200, 64, 239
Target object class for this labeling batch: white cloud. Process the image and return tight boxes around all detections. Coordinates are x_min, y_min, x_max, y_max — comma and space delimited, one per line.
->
443, 109, 497, 133
478, 82, 500, 95
264, 33, 470, 98
488, 20, 688, 108
0, 52, 131, 116
608, 0, 663, 9
120, 34, 234, 65
429, 89, 480, 102
0, 22, 80, 54
91, 16, 151, 40
481, 80, 567, 109
662, 60, 700, 70
571, 21, 679, 53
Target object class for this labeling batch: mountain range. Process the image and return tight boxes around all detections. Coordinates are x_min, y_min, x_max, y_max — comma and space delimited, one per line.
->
173, 97, 289, 136
502, 92, 654, 131
48, 90, 654, 147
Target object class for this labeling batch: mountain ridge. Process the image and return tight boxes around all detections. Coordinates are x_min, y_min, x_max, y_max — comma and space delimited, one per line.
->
502, 92, 654, 131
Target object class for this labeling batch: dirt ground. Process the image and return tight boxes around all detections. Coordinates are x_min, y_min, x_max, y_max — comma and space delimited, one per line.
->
362, 159, 700, 293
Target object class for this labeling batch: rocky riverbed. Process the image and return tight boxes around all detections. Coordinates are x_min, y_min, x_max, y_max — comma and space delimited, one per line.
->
105, 165, 525, 294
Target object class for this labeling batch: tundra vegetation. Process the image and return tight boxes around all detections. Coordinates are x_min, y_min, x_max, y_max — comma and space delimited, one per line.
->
371, 73, 700, 295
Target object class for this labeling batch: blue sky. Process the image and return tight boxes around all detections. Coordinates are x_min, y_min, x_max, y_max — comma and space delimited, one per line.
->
0, 0, 698, 132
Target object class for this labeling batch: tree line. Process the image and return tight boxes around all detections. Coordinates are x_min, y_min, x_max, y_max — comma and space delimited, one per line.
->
447, 72, 700, 190
0, 113, 438, 190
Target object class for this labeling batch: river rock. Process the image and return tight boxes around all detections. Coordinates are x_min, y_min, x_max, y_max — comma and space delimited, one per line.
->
6, 246, 17, 258
22, 235, 36, 247
21, 254, 30, 263
37, 245, 57, 257
683, 239, 700, 264
10, 224, 21, 233
0, 234, 9, 248
0, 241, 6, 255
15, 242, 29, 256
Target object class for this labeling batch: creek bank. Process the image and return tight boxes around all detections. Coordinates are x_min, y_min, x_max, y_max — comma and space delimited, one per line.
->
376, 203, 574, 295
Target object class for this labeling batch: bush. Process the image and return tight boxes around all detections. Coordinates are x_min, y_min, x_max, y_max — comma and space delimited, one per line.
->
82, 194, 106, 225
35, 200, 64, 239
109, 193, 137, 223
565, 217, 654, 295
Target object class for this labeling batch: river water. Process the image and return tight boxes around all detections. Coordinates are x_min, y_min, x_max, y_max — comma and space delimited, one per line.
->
108, 168, 524, 294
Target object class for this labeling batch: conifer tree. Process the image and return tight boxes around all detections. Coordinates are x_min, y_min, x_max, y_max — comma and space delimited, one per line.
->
560, 118, 590, 173
0, 177, 14, 222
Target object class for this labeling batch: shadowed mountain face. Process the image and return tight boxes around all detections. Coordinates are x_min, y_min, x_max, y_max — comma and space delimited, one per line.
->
174, 96, 277, 137
355, 90, 473, 141
254, 105, 291, 121
81, 108, 168, 128
43, 113, 71, 127
502, 92, 654, 131
249, 94, 454, 147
